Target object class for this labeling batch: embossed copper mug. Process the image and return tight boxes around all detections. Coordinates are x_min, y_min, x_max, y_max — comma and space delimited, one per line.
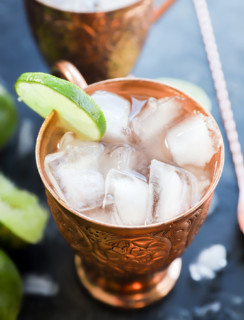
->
35, 61, 224, 309
24, 0, 176, 84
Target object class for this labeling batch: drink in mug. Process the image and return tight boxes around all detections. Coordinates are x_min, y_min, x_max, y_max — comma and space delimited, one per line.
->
15, 72, 224, 308
37, 0, 141, 12
44, 89, 221, 227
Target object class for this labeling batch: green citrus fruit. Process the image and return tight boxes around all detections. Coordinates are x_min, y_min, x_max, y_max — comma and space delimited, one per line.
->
0, 250, 22, 320
15, 73, 106, 140
0, 173, 48, 245
156, 78, 212, 112
0, 84, 17, 148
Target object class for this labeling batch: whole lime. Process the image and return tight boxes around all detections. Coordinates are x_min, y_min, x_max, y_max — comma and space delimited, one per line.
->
0, 250, 22, 320
0, 84, 17, 148
155, 78, 212, 112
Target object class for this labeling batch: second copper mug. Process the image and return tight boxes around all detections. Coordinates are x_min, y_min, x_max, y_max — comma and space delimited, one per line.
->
35, 61, 224, 309
24, 0, 175, 84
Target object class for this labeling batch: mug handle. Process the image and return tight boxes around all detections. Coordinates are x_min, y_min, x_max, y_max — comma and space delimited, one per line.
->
52, 60, 88, 89
153, 0, 177, 23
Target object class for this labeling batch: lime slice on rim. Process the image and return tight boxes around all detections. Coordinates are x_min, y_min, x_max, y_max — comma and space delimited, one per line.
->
156, 78, 212, 112
0, 174, 49, 246
0, 250, 22, 320
15, 73, 106, 140
0, 84, 17, 148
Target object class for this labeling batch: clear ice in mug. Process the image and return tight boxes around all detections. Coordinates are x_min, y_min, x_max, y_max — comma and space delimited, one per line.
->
45, 90, 221, 226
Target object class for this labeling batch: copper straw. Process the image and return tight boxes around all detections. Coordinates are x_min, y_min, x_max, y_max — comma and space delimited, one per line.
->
193, 0, 244, 232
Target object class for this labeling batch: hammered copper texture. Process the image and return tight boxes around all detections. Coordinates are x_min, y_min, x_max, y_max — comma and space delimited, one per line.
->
24, 0, 154, 84
36, 77, 224, 302
47, 190, 211, 280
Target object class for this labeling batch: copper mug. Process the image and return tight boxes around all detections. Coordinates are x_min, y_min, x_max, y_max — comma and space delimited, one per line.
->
35, 61, 224, 309
24, 0, 175, 84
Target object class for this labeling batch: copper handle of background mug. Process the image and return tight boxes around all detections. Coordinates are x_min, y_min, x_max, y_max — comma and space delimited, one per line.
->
153, 0, 177, 23
52, 60, 88, 89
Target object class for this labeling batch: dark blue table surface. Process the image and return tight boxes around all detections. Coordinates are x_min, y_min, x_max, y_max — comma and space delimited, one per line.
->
1, 0, 244, 319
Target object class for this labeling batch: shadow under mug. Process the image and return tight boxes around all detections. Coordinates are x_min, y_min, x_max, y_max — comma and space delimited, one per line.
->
24, 0, 176, 84
35, 61, 224, 309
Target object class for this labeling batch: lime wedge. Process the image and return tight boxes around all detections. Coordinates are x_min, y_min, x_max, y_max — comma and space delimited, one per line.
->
0, 84, 17, 148
155, 78, 212, 112
15, 72, 106, 140
0, 250, 22, 320
0, 224, 26, 249
0, 174, 49, 245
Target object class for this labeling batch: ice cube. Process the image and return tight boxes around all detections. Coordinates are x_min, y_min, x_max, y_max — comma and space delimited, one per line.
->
166, 113, 220, 167
103, 169, 149, 226
91, 91, 130, 142
131, 97, 182, 142
57, 132, 76, 150
100, 144, 133, 176
83, 208, 112, 224
100, 144, 149, 176
193, 302, 221, 318
148, 160, 199, 223
57, 132, 104, 155
129, 97, 147, 121
189, 244, 227, 281
55, 134, 104, 170
45, 141, 104, 211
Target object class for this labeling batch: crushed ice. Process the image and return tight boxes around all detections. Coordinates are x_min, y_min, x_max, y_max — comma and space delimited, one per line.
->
17, 119, 34, 157
23, 274, 59, 297
165, 294, 244, 319
193, 302, 221, 318
189, 244, 227, 281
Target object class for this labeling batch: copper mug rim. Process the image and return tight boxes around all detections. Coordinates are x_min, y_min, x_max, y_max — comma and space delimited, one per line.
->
34, 0, 176, 23
35, 0, 143, 14
36, 76, 225, 231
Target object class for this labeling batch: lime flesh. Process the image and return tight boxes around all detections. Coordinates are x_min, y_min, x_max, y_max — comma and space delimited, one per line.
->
15, 73, 106, 140
0, 174, 48, 245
